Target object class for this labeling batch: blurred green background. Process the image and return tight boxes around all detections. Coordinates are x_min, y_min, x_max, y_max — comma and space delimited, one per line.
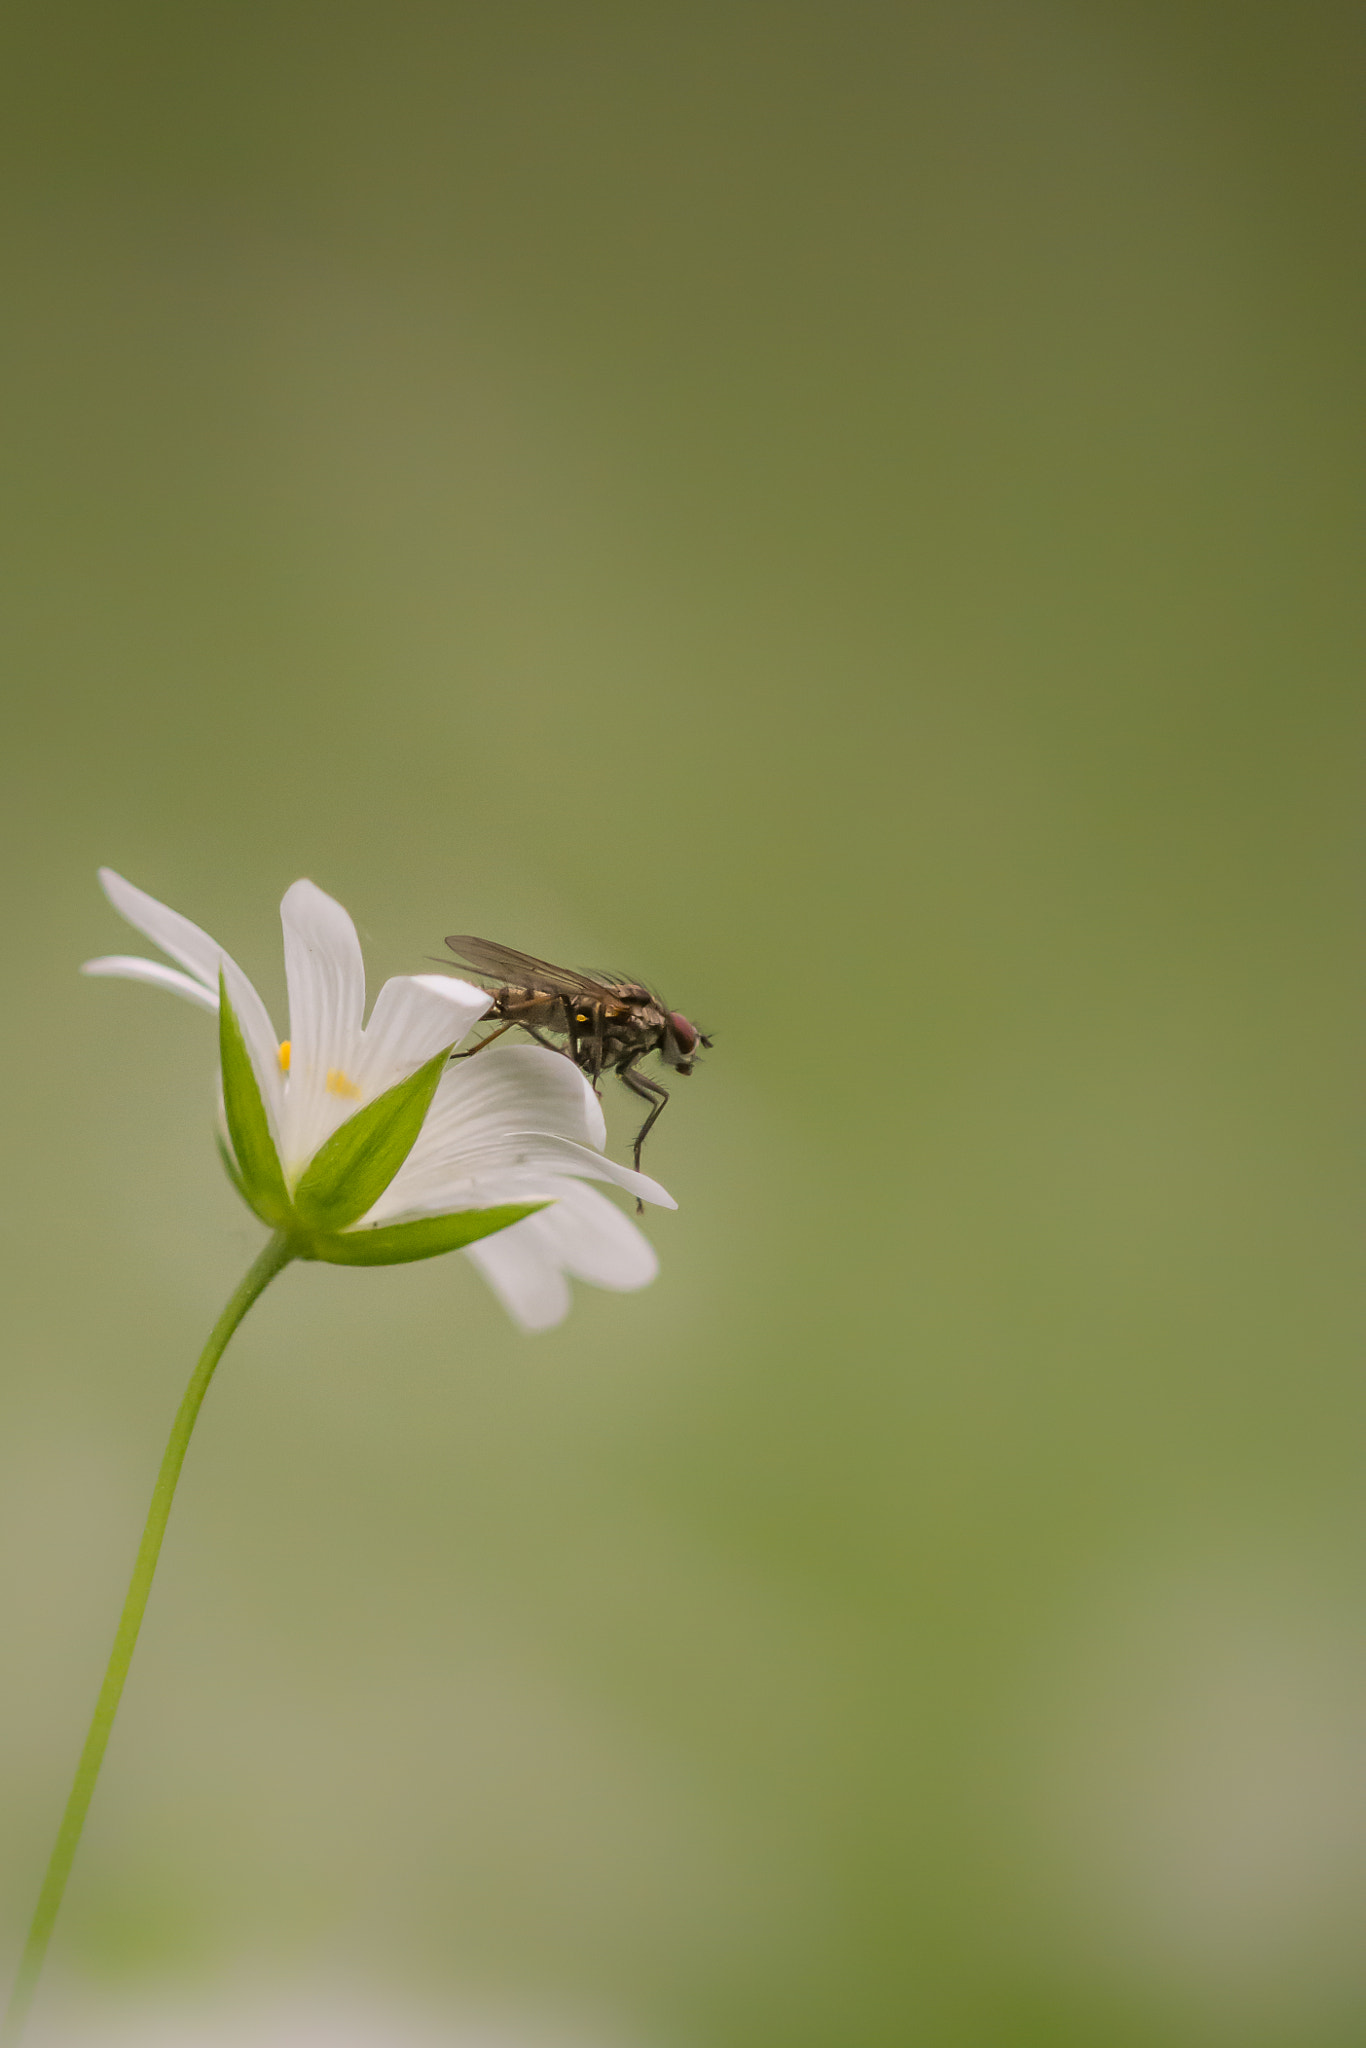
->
0, 4, 1361, 2044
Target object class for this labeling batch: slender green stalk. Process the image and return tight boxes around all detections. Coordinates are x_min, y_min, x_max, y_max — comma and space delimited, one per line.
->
1, 1232, 296, 2046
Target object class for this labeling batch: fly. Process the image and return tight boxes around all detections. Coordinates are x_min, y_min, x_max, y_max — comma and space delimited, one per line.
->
443, 934, 711, 1182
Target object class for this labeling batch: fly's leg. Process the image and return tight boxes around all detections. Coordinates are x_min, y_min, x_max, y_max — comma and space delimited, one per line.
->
521, 1022, 569, 1054
453, 1019, 568, 1060
561, 999, 604, 1092
591, 1001, 606, 1091
617, 1057, 670, 1210
450, 1020, 515, 1059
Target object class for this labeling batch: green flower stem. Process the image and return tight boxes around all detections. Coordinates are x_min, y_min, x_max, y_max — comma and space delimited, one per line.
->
1, 1231, 296, 2047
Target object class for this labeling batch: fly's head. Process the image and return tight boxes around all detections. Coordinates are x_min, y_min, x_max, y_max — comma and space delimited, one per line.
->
661, 1011, 713, 1075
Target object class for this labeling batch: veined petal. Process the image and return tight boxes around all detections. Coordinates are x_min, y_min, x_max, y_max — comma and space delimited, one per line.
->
466, 1224, 572, 1331
416, 1043, 608, 1156
278, 879, 368, 1175
356, 1164, 563, 1228
506, 1134, 674, 1208
464, 1180, 659, 1331
98, 868, 248, 995
80, 955, 220, 1013
355, 973, 491, 1095
95, 871, 283, 1092
366, 1126, 673, 1225
369, 1043, 623, 1226
535, 1177, 661, 1288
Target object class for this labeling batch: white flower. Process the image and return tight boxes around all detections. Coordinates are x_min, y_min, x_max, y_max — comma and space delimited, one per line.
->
82, 869, 674, 1329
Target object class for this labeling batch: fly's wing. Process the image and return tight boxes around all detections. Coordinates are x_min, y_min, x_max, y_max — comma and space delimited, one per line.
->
443, 935, 619, 1000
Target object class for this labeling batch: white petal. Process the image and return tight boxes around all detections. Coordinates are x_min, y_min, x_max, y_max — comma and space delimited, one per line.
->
278, 880, 367, 1174
463, 1180, 659, 1332
93, 871, 283, 1094
534, 1177, 661, 1289
423, 1043, 608, 1153
367, 1040, 628, 1223
369, 1128, 672, 1224
358, 1163, 554, 1227
516, 1134, 674, 1208
80, 956, 220, 1013
465, 1224, 573, 1331
355, 974, 491, 1095
97, 868, 229, 991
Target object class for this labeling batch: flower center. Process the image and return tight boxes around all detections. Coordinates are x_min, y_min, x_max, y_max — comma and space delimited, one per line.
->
277, 1040, 291, 1073
325, 1067, 363, 1100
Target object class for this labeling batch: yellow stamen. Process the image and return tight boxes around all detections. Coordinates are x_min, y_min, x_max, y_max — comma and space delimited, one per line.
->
277, 1040, 291, 1073
326, 1067, 362, 1100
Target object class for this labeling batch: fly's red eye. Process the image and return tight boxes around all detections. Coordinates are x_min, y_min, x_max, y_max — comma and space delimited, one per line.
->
669, 1012, 700, 1054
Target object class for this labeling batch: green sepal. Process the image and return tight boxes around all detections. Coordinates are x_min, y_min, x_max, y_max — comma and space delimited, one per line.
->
215, 1131, 250, 1205
304, 1203, 548, 1267
290, 1043, 455, 1234
218, 972, 292, 1228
